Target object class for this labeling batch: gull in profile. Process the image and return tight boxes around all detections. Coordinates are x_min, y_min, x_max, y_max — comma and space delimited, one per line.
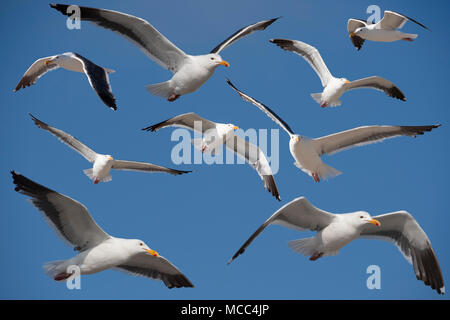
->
50, 4, 278, 102
14, 52, 117, 110
142, 112, 281, 201
348, 10, 430, 50
11, 171, 193, 289
29, 113, 190, 184
227, 79, 439, 182
270, 39, 406, 107
228, 196, 444, 295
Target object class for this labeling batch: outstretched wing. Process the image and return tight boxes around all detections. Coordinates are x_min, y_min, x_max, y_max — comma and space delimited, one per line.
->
344, 76, 406, 101
142, 112, 217, 134
312, 125, 440, 156
270, 39, 333, 87
375, 10, 429, 31
112, 160, 191, 175
14, 56, 59, 92
211, 17, 279, 54
225, 135, 280, 201
360, 211, 444, 294
12, 171, 110, 251
228, 197, 335, 264
50, 4, 188, 73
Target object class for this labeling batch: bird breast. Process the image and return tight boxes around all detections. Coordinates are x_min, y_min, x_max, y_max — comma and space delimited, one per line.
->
172, 59, 215, 95
322, 79, 346, 102
290, 138, 322, 171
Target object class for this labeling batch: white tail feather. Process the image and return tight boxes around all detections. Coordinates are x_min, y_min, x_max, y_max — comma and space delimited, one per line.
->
83, 168, 94, 180
317, 163, 342, 180
100, 174, 112, 183
43, 260, 66, 278
146, 81, 173, 98
288, 238, 316, 256
311, 93, 322, 104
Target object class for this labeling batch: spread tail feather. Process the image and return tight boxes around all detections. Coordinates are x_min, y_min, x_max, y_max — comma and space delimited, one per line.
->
43, 260, 67, 278
83, 168, 94, 180
146, 81, 173, 98
288, 238, 316, 256
318, 163, 342, 180
311, 93, 322, 104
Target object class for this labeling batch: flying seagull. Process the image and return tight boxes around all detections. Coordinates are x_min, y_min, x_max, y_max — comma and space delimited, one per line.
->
142, 112, 281, 201
11, 171, 193, 289
50, 4, 278, 102
270, 39, 406, 107
228, 196, 444, 295
14, 52, 117, 110
348, 10, 430, 50
227, 79, 439, 182
29, 113, 190, 183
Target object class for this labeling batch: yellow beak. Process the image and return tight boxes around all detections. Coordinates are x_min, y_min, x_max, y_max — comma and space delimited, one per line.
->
145, 248, 159, 257
296, 137, 300, 142
368, 219, 381, 227
219, 60, 230, 67
345, 79, 350, 84
233, 126, 239, 130
108, 156, 114, 161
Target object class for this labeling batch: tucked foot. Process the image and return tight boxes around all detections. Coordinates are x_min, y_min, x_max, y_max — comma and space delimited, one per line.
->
312, 173, 321, 183
320, 102, 328, 108
94, 178, 100, 184
54, 272, 72, 281
201, 145, 208, 153
402, 38, 414, 41
167, 94, 180, 102
309, 252, 324, 261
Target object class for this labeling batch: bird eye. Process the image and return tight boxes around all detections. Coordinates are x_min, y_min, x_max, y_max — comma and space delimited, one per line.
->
210, 57, 214, 60
139, 242, 143, 246
360, 216, 364, 219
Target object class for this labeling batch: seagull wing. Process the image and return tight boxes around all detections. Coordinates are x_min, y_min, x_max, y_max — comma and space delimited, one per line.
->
111, 160, 191, 175
142, 112, 217, 134
69, 53, 117, 110
225, 135, 280, 201
344, 76, 406, 101
376, 10, 429, 31
211, 17, 279, 54
226, 79, 294, 136
228, 197, 335, 264
29, 113, 98, 163
11, 171, 111, 251
50, 4, 188, 73
270, 39, 333, 87
115, 253, 194, 289
360, 211, 444, 294
14, 56, 60, 92
347, 18, 368, 33
312, 125, 440, 156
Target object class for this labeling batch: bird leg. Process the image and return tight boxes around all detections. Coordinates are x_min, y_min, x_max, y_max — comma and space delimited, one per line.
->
94, 178, 100, 184
320, 102, 328, 108
167, 94, 180, 102
309, 252, 324, 261
312, 173, 321, 183
402, 38, 414, 42
54, 272, 72, 281
201, 145, 208, 153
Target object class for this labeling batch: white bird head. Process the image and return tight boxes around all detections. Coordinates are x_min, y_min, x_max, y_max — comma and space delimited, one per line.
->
340, 77, 351, 84
290, 134, 302, 143
105, 154, 114, 162
200, 53, 230, 69
347, 212, 381, 228
131, 239, 159, 257
353, 27, 367, 36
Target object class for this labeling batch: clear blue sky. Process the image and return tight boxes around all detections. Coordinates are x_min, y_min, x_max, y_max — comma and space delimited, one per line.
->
1, 0, 449, 299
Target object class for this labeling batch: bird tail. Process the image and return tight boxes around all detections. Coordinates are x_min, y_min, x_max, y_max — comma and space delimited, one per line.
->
83, 168, 94, 180
146, 81, 173, 99
288, 238, 316, 256
402, 33, 418, 40
317, 163, 342, 181
103, 67, 115, 74
310, 93, 322, 104
43, 260, 67, 279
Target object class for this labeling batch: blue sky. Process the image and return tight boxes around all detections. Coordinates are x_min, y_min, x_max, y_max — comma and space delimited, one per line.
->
1, 0, 449, 299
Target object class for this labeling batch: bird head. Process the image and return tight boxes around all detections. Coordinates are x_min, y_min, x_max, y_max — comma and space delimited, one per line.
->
203, 53, 230, 69
135, 239, 159, 257
106, 155, 114, 161
341, 78, 351, 84
351, 212, 381, 228
290, 134, 302, 143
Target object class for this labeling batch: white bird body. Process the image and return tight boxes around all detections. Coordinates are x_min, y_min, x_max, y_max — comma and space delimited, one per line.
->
52, 53, 85, 72
356, 27, 417, 42
90, 154, 114, 184
313, 77, 348, 107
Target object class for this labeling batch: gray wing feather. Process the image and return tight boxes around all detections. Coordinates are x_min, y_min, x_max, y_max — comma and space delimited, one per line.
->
14, 56, 59, 92
312, 125, 440, 156
344, 76, 406, 101
142, 112, 217, 134
228, 197, 335, 264
111, 160, 190, 175
360, 211, 444, 294
29, 113, 98, 163
11, 171, 110, 251
115, 253, 194, 289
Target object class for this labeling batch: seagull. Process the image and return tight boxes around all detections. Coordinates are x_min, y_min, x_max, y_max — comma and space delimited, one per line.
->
269, 39, 406, 107
228, 196, 444, 295
11, 171, 193, 289
50, 4, 278, 102
142, 112, 281, 201
348, 10, 430, 50
14, 52, 117, 110
227, 79, 440, 182
29, 113, 190, 184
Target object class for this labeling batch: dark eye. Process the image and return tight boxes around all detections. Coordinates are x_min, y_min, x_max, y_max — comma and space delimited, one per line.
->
360, 216, 364, 219
210, 57, 214, 60
140, 243, 143, 246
